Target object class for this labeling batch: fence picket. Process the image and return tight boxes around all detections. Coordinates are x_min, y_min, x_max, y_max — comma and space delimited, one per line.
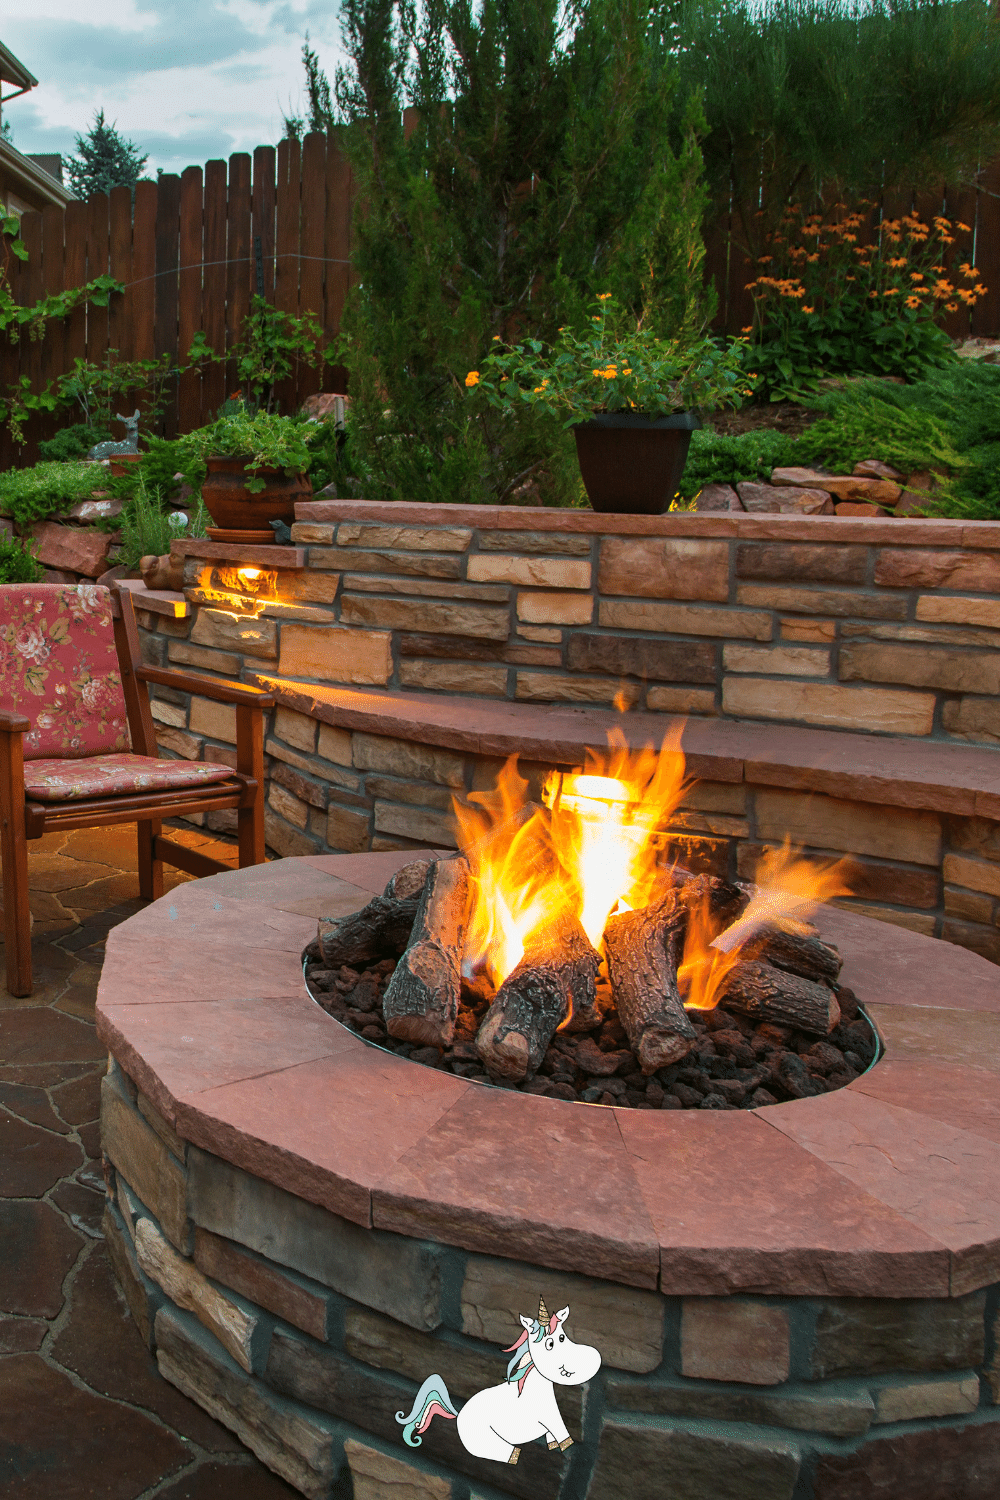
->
108, 185, 134, 365
202, 158, 228, 424
154, 174, 181, 438
177, 166, 204, 434
324, 133, 352, 394
225, 153, 252, 405
252, 145, 276, 304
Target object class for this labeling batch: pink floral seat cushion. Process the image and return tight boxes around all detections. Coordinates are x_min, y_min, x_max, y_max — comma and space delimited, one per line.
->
23, 754, 236, 803
0, 584, 130, 759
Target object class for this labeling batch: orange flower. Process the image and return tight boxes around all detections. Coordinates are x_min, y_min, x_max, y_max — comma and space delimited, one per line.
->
957, 222, 972, 233
945, 302, 958, 312
757, 256, 773, 265
905, 295, 921, 309
888, 257, 907, 269
883, 288, 899, 296
801, 305, 814, 314
742, 325, 754, 333
465, 371, 480, 387
596, 292, 612, 300
910, 272, 924, 282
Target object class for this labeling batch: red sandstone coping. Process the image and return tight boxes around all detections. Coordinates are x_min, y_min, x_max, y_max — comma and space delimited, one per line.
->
95, 852, 1000, 1300
169, 539, 306, 568
248, 677, 1000, 819
294, 498, 1000, 550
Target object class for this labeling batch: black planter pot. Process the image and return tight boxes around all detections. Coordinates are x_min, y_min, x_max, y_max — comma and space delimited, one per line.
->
572, 411, 702, 515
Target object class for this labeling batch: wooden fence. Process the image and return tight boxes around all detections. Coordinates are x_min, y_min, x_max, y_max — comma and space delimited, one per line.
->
0, 131, 353, 468
3, 128, 1000, 468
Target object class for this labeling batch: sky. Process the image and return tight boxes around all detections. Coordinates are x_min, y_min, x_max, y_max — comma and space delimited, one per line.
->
1, 1, 346, 178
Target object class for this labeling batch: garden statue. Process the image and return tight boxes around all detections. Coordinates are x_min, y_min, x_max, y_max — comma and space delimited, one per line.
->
88, 410, 140, 461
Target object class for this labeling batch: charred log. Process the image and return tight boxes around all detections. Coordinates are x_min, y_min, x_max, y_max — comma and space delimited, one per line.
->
719, 961, 841, 1035
746, 925, 843, 985
384, 860, 432, 901
476, 914, 601, 1082
318, 895, 420, 969
603, 897, 697, 1072
677, 874, 749, 929
382, 858, 471, 1048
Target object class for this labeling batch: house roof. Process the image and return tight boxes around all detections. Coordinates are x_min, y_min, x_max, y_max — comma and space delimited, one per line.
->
0, 138, 75, 210
0, 39, 38, 92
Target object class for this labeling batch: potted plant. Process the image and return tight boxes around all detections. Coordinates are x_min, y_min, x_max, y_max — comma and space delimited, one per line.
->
184, 407, 314, 534
467, 295, 754, 514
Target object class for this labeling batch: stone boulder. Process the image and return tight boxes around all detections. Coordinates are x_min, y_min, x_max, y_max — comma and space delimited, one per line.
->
694, 483, 744, 512
29, 522, 110, 578
736, 483, 834, 515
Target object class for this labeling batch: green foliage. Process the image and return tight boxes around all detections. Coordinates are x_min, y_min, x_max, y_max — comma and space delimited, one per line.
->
283, 33, 335, 140
675, 0, 1000, 258
0, 461, 109, 528
115, 473, 188, 570
65, 110, 148, 201
188, 296, 333, 415
0, 529, 43, 583
743, 205, 982, 399
332, 0, 717, 504
38, 423, 113, 462
180, 408, 313, 492
677, 426, 797, 497
473, 292, 751, 425
681, 364, 1000, 519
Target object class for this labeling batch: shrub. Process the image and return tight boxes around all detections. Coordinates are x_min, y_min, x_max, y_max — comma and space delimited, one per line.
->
744, 207, 983, 399
115, 472, 209, 570
0, 528, 44, 583
38, 423, 112, 462
0, 461, 110, 528
677, 427, 797, 497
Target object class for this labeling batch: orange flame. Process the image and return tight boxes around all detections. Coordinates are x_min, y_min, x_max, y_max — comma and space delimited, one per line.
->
678, 841, 852, 1011
454, 727, 691, 991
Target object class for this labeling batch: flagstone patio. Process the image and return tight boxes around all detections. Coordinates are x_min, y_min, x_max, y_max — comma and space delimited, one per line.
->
0, 824, 304, 1500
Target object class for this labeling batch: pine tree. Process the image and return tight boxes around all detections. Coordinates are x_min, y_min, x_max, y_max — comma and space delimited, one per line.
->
283, 33, 335, 141
65, 111, 148, 200
332, 0, 715, 506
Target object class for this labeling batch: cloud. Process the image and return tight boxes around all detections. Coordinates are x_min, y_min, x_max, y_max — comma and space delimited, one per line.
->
2, 3, 346, 176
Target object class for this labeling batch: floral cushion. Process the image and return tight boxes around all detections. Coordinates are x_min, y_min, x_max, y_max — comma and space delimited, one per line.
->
0, 584, 131, 760
24, 753, 235, 803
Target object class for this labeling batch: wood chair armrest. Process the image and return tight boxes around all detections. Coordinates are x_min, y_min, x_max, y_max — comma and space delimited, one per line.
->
136, 666, 274, 710
0, 709, 30, 734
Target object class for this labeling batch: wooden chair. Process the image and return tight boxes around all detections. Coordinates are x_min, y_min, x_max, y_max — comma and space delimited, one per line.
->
0, 583, 273, 997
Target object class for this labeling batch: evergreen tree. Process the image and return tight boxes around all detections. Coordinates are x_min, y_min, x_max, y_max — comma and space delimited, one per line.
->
283, 33, 335, 141
1, 118, 13, 146
65, 110, 148, 200
332, 0, 714, 506
673, 0, 1000, 258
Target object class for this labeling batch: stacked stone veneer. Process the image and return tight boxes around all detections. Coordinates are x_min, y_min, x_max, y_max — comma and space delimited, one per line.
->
100, 1057, 1000, 1500
129, 510, 1000, 966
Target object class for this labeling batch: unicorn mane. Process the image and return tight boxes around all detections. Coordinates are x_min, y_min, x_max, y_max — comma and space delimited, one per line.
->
503, 1312, 559, 1395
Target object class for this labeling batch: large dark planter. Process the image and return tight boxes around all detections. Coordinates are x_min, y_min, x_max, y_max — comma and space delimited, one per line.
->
200, 456, 312, 532
572, 411, 702, 515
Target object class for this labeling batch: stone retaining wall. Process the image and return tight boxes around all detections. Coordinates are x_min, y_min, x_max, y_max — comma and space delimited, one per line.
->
101, 1057, 1000, 1500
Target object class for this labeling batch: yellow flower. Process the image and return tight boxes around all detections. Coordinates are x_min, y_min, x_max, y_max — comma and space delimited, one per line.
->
592, 369, 604, 378
622, 366, 632, 375
596, 292, 612, 300
532, 379, 549, 392
492, 335, 501, 341
465, 371, 480, 387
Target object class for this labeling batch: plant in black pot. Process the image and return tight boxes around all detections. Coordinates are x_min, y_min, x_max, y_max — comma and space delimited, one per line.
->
184, 406, 314, 538
467, 294, 754, 514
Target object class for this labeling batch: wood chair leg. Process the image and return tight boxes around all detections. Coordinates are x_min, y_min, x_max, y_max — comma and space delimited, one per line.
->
138, 817, 164, 901
236, 703, 266, 868
0, 730, 32, 998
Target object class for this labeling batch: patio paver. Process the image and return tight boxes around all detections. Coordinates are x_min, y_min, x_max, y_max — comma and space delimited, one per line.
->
0, 824, 300, 1499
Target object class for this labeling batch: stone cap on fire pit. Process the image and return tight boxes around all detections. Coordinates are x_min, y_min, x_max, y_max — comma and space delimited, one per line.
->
95, 852, 1000, 1304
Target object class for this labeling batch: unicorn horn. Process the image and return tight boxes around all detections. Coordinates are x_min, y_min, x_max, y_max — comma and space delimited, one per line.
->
538, 1296, 549, 1324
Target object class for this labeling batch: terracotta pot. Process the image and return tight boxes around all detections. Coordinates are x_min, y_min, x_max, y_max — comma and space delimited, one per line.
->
200, 456, 312, 532
572, 412, 702, 515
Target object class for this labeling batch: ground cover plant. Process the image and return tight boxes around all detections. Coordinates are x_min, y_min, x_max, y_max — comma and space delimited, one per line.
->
680, 361, 1000, 519
0, 529, 43, 583
0, 462, 112, 528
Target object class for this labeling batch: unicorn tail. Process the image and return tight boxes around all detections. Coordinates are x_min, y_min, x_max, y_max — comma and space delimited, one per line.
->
395, 1373, 459, 1448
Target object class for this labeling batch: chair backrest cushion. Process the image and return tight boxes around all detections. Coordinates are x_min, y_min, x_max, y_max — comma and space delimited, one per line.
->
0, 584, 131, 760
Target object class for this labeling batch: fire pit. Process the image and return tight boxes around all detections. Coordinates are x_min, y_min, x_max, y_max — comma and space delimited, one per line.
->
304, 734, 877, 1112
96, 830, 1000, 1500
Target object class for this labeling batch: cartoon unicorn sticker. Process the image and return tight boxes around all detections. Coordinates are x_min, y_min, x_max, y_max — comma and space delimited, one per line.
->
395, 1297, 601, 1466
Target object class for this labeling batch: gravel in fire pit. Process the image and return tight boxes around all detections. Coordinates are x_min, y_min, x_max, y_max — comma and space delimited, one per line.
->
302, 953, 876, 1109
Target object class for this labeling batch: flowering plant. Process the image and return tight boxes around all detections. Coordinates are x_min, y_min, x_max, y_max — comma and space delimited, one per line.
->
744, 203, 987, 400
466, 295, 753, 423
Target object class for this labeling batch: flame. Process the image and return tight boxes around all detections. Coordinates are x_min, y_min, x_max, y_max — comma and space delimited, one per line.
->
678, 840, 852, 1012
454, 726, 691, 991
188, 564, 278, 619
455, 732, 853, 1019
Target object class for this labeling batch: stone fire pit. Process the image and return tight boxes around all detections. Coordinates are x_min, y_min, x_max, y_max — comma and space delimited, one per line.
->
96, 851, 1000, 1500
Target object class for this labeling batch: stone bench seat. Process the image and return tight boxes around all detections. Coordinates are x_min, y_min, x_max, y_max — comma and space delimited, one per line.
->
248, 675, 1000, 820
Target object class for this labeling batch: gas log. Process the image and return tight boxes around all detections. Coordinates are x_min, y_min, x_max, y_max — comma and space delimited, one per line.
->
476, 913, 601, 1082
318, 894, 420, 968
603, 897, 697, 1072
382, 858, 472, 1048
746, 924, 843, 986
719, 960, 841, 1035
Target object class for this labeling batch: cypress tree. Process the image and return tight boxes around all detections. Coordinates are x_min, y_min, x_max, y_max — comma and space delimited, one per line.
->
329, 0, 715, 505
